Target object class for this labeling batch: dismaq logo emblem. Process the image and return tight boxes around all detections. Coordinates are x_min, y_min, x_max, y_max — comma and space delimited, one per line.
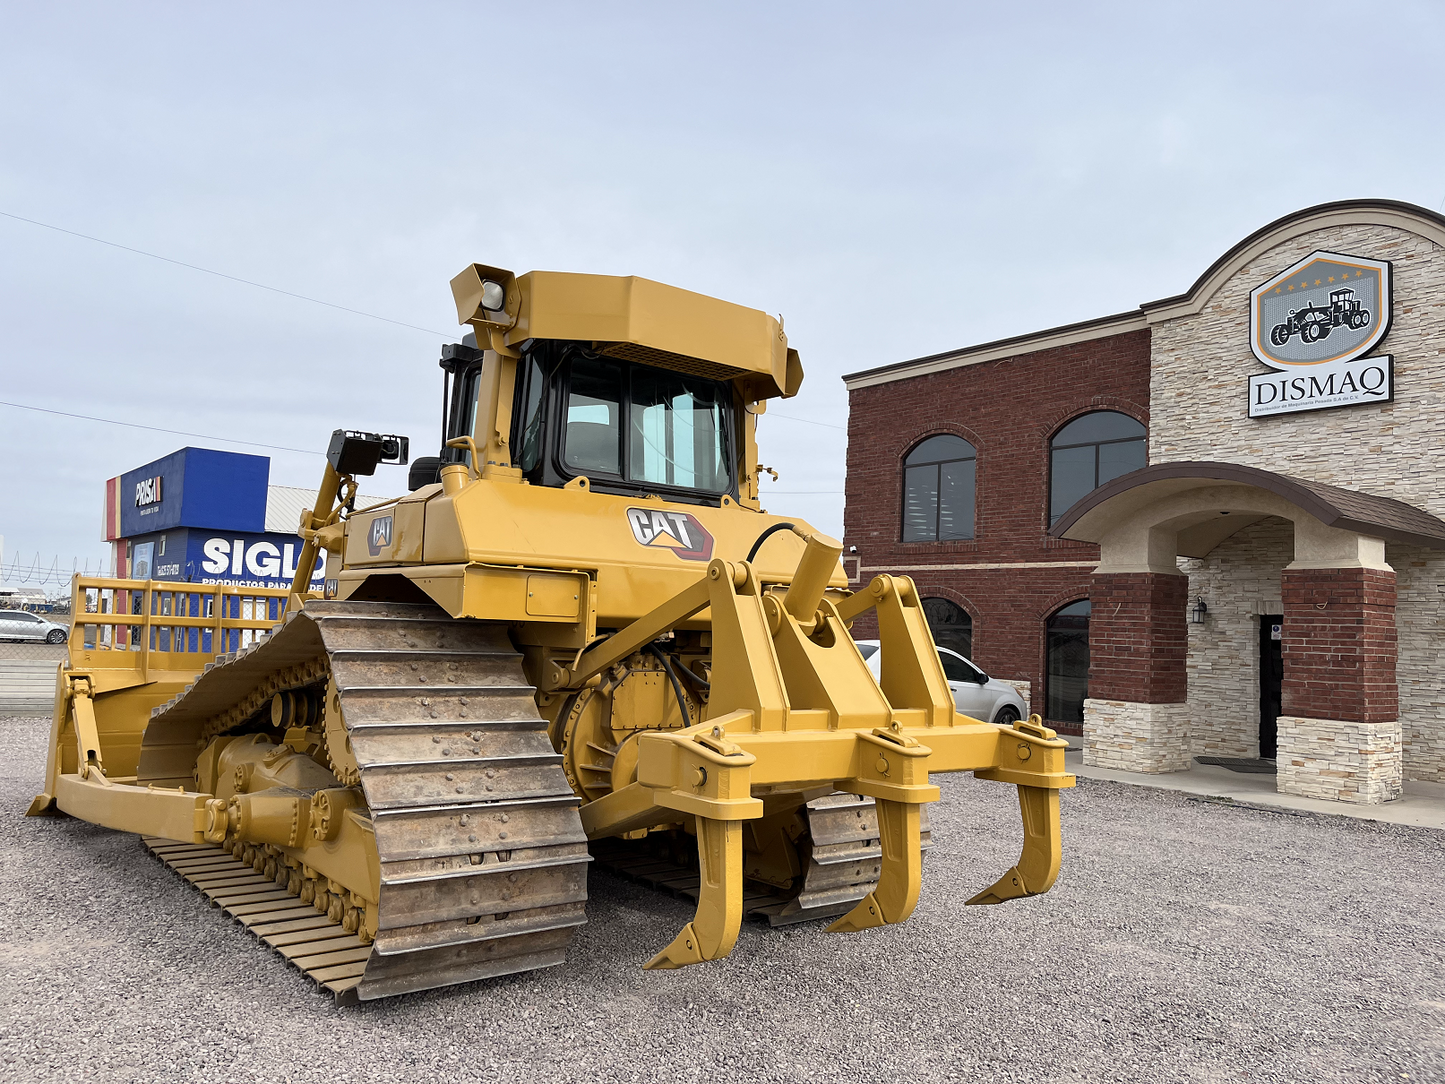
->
1250, 249, 1391, 369
626, 507, 714, 562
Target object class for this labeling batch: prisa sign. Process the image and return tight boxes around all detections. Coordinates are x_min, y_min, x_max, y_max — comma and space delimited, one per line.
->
1247, 250, 1393, 418
134, 475, 163, 508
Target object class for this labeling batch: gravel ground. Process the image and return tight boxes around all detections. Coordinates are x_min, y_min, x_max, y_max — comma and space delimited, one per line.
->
2, 712, 1442, 1084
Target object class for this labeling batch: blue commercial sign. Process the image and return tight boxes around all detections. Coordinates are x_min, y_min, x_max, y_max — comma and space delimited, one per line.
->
193, 531, 323, 589
118, 448, 269, 539
129, 529, 321, 589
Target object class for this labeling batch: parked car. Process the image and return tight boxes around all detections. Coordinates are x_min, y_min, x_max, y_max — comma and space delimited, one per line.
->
854, 639, 1026, 725
0, 609, 69, 643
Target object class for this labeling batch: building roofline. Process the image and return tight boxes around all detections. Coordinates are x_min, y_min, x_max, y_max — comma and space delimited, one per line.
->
841, 309, 1147, 391
1139, 198, 1445, 320
844, 198, 1445, 392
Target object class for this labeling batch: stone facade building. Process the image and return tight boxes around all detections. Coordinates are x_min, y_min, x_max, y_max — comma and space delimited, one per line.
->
843, 199, 1445, 804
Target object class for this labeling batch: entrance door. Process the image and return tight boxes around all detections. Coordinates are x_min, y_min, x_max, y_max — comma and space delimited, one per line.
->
1045, 600, 1091, 727
1259, 616, 1283, 758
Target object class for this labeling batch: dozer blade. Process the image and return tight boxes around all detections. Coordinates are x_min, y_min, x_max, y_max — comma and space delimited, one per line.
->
966, 785, 1062, 905
643, 816, 743, 969
825, 798, 922, 933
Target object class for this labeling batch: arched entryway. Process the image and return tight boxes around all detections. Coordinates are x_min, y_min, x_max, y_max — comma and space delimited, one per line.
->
920, 597, 972, 658
1050, 460, 1445, 800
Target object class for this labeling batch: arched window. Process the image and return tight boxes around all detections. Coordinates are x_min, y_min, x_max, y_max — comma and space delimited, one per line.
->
1045, 600, 1090, 724
921, 597, 972, 658
1049, 411, 1146, 524
902, 434, 976, 542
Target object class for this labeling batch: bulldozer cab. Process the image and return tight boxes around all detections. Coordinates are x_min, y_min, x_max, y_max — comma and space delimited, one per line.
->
420, 264, 804, 508
439, 335, 738, 505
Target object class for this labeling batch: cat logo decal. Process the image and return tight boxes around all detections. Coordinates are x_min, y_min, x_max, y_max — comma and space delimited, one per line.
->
625, 508, 714, 562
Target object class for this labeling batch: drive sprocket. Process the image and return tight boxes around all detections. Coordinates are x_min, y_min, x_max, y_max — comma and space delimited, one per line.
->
321, 675, 361, 785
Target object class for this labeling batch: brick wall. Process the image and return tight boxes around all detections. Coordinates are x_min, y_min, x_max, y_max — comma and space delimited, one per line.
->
844, 329, 1151, 728
1280, 567, 1398, 724
1088, 572, 1190, 703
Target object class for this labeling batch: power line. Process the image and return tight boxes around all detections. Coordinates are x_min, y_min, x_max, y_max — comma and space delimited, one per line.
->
0, 209, 454, 338
2, 212, 861, 434
3, 210, 860, 443
0, 399, 324, 456
767, 413, 846, 430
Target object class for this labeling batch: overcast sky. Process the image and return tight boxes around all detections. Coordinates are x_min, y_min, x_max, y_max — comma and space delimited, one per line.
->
3, 2, 1443, 585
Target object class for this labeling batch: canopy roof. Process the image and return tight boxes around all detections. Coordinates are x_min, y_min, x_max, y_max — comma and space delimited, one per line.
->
1051, 461, 1445, 552
454, 265, 802, 401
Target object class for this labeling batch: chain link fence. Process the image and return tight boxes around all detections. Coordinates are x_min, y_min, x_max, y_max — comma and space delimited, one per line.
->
0, 628, 70, 715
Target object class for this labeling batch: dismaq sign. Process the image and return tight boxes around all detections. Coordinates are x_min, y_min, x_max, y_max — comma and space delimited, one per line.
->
1247, 250, 1393, 417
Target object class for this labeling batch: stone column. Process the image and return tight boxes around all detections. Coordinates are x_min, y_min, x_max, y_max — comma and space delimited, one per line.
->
1278, 566, 1401, 803
1083, 572, 1191, 773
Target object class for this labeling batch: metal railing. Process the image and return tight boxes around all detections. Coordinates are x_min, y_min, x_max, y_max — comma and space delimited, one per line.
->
69, 576, 293, 676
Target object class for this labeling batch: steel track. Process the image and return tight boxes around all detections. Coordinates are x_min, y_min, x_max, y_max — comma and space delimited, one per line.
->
143, 599, 591, 1001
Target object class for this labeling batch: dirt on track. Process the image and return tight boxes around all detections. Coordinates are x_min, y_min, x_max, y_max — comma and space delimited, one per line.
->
2, 713, 1442, 1084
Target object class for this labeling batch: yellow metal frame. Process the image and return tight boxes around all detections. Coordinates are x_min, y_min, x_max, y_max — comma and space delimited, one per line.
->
31, 260, 1079, 983
28, 576, 293, 834
558, 539, 1074, 967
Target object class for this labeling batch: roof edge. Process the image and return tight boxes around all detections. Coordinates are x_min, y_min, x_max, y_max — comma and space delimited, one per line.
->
1049, 461, 1445, 550
843, 198, 1445, 392
842, 308, 1147, 391
1140, 198, 1445, 323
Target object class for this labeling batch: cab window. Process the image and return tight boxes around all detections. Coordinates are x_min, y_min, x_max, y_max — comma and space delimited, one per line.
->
514, 355, 546, 473
628, 368, 729, 493
564, 358, 622, 476
446, 363, 485, 467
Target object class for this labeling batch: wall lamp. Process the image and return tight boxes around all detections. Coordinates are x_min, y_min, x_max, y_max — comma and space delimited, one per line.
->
1190, 597, 1209, 625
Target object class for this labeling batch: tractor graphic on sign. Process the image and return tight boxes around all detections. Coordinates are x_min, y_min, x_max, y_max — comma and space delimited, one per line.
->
1270, 288, 1371, 347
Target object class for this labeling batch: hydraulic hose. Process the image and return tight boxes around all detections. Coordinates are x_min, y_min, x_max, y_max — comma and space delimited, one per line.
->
746, 522, 798, 564
646, 643, 692, 728
676, 663, 710, 691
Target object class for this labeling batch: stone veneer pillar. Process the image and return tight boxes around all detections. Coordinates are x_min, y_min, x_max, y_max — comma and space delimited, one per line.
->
1278, 567, 1401, 804
1083, 572, 1191, 773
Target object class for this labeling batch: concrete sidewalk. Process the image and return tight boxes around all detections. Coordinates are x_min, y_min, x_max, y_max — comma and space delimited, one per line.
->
1064, 747, 1445, 829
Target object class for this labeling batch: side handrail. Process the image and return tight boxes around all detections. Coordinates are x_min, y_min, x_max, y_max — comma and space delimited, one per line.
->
69, 575, 292, 673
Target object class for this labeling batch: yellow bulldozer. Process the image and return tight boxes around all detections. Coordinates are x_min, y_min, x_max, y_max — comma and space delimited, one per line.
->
28, 263, 1074, 1001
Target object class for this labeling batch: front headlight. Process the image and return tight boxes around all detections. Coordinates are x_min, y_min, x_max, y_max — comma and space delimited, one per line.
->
480, 279, 506, 311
